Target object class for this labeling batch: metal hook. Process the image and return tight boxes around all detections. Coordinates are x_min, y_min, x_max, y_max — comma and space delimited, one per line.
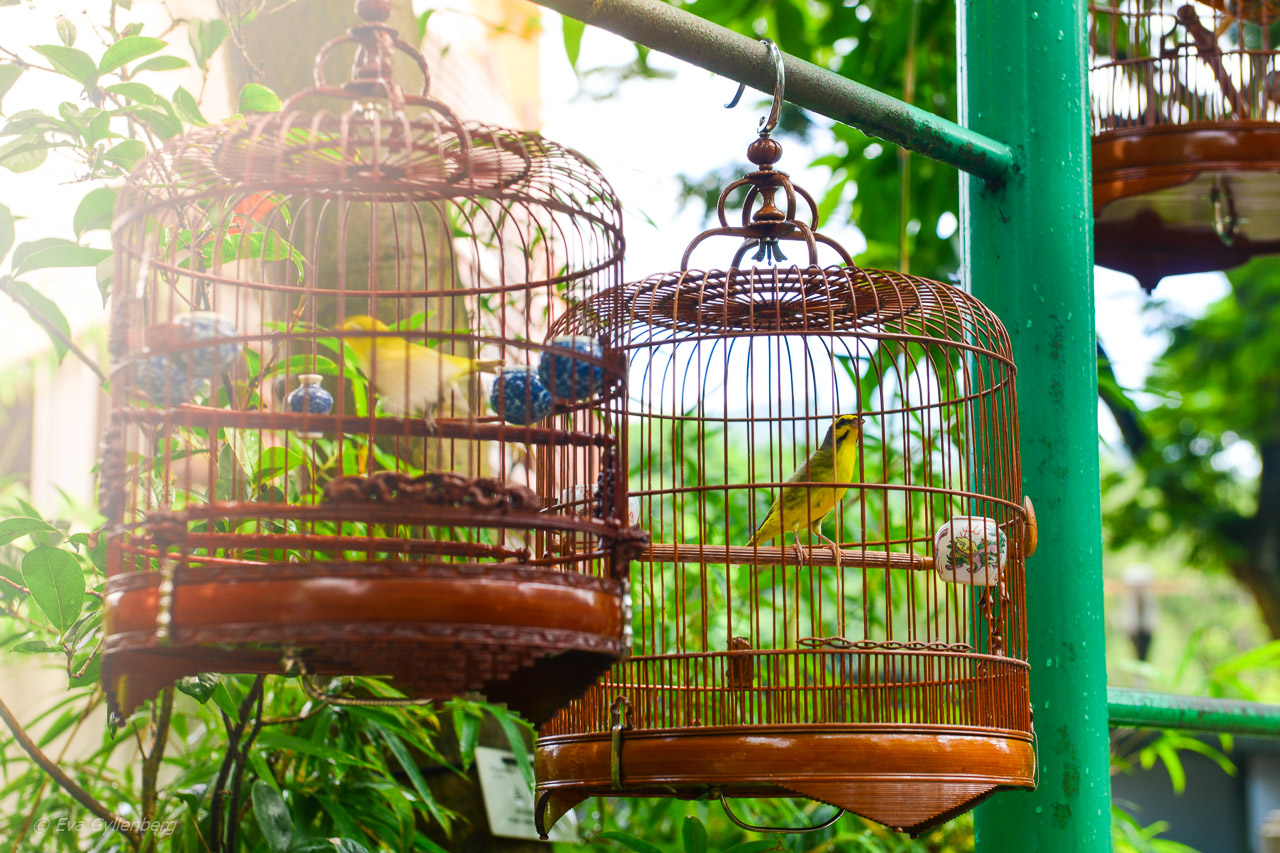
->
724, 38, 786, 136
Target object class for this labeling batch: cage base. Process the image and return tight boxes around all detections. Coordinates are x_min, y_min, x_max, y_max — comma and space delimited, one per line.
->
534, 724, 1034, 836
102, 563, 628, 724
1094, 122, 1280, 290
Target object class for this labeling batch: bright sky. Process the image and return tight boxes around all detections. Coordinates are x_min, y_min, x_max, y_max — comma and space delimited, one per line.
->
0, 2, 1233, 438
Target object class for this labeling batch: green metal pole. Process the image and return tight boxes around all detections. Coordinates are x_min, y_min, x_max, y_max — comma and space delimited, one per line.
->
1109, 688, 1280, 737
960, 1, 1112, 849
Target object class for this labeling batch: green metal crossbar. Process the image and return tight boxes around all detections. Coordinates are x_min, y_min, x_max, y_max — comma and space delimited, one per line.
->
1109, 688, 1280, 738
530, 0, 1280, 846
528, 0, 1017, 183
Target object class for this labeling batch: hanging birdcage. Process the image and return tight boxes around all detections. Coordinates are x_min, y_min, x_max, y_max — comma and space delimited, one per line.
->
534, 86, 1036, 834
1092, 0, 1280, 291
99, 0, 638, 725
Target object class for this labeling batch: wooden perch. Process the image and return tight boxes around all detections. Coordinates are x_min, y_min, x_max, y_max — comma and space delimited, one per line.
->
1178, 4, 1251, 118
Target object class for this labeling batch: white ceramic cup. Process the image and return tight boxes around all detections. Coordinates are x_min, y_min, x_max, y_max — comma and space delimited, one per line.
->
933, 516, 1007, 586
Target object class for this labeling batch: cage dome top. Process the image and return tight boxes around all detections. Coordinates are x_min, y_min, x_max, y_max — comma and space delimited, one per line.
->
118, 0, 616, 212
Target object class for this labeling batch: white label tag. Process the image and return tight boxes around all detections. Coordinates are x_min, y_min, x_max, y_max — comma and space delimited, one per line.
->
474, 746, 577, 842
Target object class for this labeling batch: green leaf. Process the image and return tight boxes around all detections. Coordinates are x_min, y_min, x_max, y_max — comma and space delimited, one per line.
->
374, 725, 448, 829
103, 138, 144, 168
125, 104, 181, 139
171, 86, 206, 126
249, 750, 278, 792
254, 730, 380, 768
188, 19, 229, 69
104, 82, 155, 104
681, 816, 708, 853
4, 108, 70, 135
0, 135, 49, 173
5, 281, 71, 363
96, 256, 113, 303
250, 780, 294, 852
32, 45, 97, 86
452, 706, 480, 770
69, 654, 100, 688
0, 202, 13, 262
0, 64, 23, 113
238, 83, 282, 113
73, 187, 116, 237
10, 238, 73, 270
21, 545, 85, 633
11, 640, 61, 654
175, 672, 220, 702
721, 841, 783, 853
416, 9, 434, 43
596, 832, 665, 853
0, 517, 59, 547
98, 36, 166, 75
64, 609, 102, 652
209, 679, 241, 723
131, 55, 188, 74
14, 243, 111, 274
56, 17, 77, 47
487, 706, 534, 790
562, 16, 585, 72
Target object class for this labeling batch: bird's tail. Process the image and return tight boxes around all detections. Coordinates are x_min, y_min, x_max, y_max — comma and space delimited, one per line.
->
471, 358, 505, 374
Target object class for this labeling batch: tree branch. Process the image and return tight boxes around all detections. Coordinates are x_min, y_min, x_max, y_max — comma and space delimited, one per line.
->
0, 691, 141, 849
8, 689, 103, 852
1097, 341, 1149, 457
0, 280, 108, 385
209, 676, 265, 852
224, 682, 266, 853
140, 687, 174, 834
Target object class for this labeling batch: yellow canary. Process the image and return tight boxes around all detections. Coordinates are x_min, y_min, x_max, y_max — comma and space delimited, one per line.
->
744, 415, 863, 567
341, 315, 503, 423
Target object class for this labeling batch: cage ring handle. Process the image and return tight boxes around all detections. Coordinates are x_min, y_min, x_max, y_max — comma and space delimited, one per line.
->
712, 788, 844, 834
312, 28, 431, 98
724, 37, 785, 137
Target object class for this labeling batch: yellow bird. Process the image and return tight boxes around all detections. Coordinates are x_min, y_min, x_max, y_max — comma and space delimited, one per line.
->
743, 414, 864, 567
341, 315, 503, 426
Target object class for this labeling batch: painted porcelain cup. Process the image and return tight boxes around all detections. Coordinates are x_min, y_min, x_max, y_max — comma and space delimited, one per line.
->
933, 516, 1007, 586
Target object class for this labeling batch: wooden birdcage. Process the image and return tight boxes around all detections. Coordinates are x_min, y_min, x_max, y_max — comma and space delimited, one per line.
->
534, 134, 1037, 835
1092, 0, 1280, 291
99, 0, 637, 725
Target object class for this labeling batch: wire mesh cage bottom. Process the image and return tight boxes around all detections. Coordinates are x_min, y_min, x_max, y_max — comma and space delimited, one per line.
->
1093, 123, 1280, 290
534, 648, 1033, 836
103, 561, 630, 725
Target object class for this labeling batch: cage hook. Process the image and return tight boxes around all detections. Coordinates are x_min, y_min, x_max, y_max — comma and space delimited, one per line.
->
724, 38, 785, 137
609, 696, 634, 789
1211, 176, 1239, 247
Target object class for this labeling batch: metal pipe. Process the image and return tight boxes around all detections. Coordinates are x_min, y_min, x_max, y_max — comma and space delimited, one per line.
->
526, 0, 1018, 183
1109, 688, 1280, 738
964, 0, 1112, 849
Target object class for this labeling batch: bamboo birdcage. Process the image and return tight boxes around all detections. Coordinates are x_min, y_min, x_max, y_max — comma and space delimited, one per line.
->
534, 131, 1037, 835
1091, 0, 1280, 291
99, 0, 637, 725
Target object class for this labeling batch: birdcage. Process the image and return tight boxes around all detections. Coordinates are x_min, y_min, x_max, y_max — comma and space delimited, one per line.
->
1091, 0, 1280, 291
534, 119, 1036, 834
99, 0, 636, 725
